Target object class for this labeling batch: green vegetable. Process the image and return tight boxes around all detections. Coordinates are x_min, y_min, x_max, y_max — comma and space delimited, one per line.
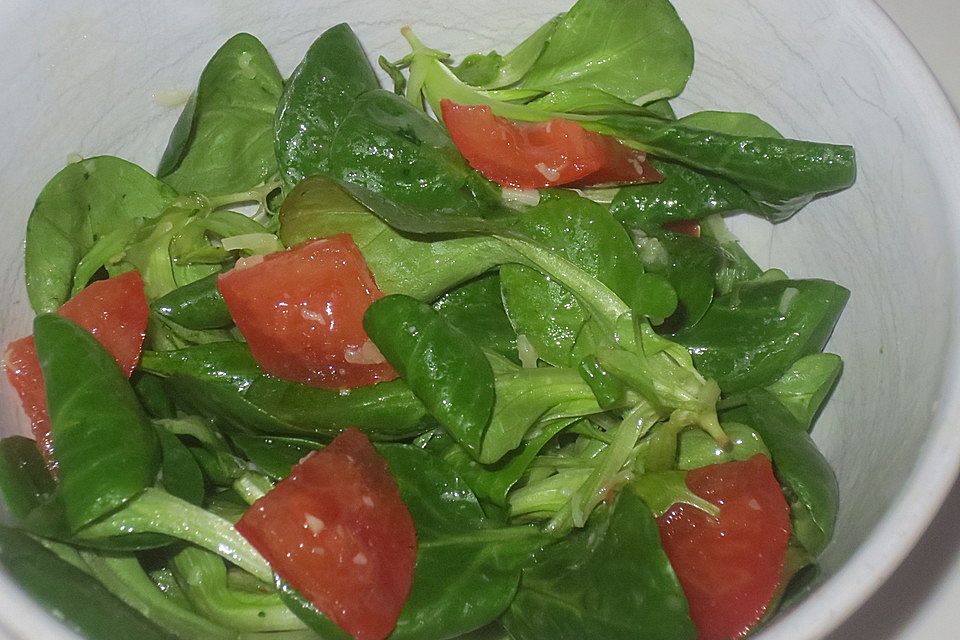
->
722, 391, 839, 555
0, 528, 179, 640
500, 192, 676, 367
433, 274, 519, 362
764, 353, 843, 430
154, 424, 206, 505
276, 23, 381, 186
364, 295, 495, 457
480, 353, 602, 464
140, 342, 431, 439
328, 90, 507, 232
0, 437, 57, 519
34, 314, 160, 530
382, 445, 546, 639
516, 0, 693, 104
672, 279, 850, 393
170, 546, 306, 632
501, 490, 695, 639
452, 15, 561, 89
78, 550, 237, 640
25, 156, 177, 312
152, 272, 233, 331
158, 33, 284, 196
278, 177, 510, 300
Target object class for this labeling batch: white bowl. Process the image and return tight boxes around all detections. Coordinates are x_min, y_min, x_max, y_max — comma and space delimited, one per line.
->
1, 1, 958, 638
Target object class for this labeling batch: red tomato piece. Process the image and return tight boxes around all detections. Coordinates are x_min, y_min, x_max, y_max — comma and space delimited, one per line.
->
440, 100, 662, 189
656, 454, 791, 640
236, 429, 417, 640
567, 135, 663, 188
662, 219, 702, 237
217, 235, 397, 389
3, 271, 149, 471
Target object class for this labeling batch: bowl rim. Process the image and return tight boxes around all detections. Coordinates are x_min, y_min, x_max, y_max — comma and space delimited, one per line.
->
0, 1, 959, 639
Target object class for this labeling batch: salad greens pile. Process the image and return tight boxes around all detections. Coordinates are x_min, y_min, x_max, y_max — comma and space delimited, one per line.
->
0, 0, 853, 638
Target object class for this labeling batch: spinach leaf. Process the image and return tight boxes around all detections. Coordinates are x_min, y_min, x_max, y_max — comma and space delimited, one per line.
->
139, 342, 431, 440
328, 90, 506, 232
501, 490, 696, 640
0, 436, 57, 519
364, 295, 495, 457
278, 177, 509, 300
764, 353, 843, 430
276, 23, 381, 186
152, 272, 233, 330
76, 488, 272, 582
154, 424, 205, 506
479, 354, 602, 464
500, 192, 676, 367
672, 279, 849, 393
381, 445, 545, 640
116, 199, 223, 300
722, 391, 839, 555
526, 87, 669, 117
0, 527, 179, 640
229, 434, 324, 480
610, 111, 783, 229
645, 231, 725, 331
77, 550, 237, 640
630, 470, 719, 517
433, 274, 518, 362
34, 314, 160, 531
676, 422, 769, 470
170, 546, 306, 632
158, 33, 283, 196
610, 159, 761, 232
594, 115, 856, 220
25, 156, 177, 312
677, 110, 783, 137
277, 577, 353, 640
517, 0, 694, 105
424, 419, 571, 507
452, 15, 562, 89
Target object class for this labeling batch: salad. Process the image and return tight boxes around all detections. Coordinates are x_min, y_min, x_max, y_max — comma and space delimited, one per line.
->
0, 0, 855, 639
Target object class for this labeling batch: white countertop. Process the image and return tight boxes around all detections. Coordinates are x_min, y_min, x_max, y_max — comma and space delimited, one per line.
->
826, 1, 960, 638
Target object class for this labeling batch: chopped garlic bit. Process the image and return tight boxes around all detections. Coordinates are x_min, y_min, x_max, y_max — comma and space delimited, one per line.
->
517, 334, 540, 369
352, 552, 368, 566
304, 513, 326, 534
300, 307, 328, 325
534, 162, 562, 182
151, 89, 191, 108
501, 187, 541, 210
234, 255, 265, 271
344, 340, 387, 365
778, 287, 799, 315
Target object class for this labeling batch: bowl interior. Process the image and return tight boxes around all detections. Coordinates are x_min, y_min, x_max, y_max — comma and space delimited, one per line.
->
0, 1, 958, 638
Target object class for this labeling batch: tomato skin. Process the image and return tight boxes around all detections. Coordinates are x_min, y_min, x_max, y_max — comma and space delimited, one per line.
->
663, 219, 702, 237
217, 235, 397, 389
656, 454, 791, 640
3, 271, 149, 470
236, 429, 417, 640
440, 100, 661, 189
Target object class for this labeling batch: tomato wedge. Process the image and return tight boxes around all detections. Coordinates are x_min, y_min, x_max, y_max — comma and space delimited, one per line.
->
3, 271, 149, 470
217, 235, 397, 389
656, 454, 791, 640
236, 429, 417, 640
440, 100, 662, 189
